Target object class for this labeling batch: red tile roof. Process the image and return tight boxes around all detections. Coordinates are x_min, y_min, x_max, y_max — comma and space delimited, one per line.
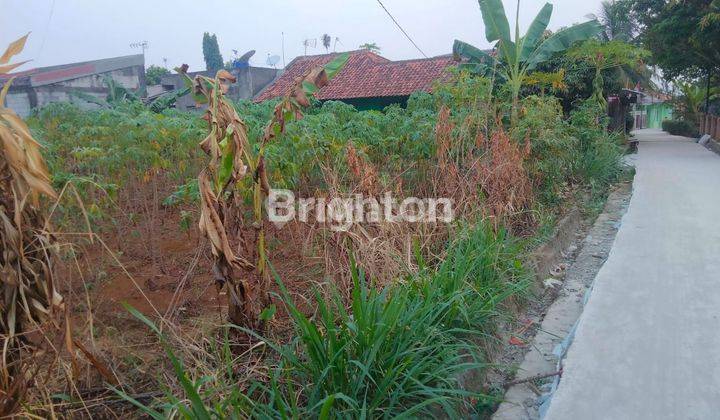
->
254, 50, 454, 102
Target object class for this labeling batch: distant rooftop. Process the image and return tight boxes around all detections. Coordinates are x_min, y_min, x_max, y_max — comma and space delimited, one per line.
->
0, 54, 144, 87
254, 49, 454, 102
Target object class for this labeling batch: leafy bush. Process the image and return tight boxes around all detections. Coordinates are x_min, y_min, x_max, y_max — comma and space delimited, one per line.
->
662, 119, 699, 138
569, 102, 626, 193
513, 95, 578, 206
145, 65, 170, 85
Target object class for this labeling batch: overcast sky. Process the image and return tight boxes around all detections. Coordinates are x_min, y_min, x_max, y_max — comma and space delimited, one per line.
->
3, 0, 603, 71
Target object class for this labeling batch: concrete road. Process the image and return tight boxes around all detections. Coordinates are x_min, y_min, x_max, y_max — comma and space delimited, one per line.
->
546, 130, 720, 420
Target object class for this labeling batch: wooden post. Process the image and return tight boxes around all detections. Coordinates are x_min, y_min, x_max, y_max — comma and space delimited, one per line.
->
707, 115, 712, 137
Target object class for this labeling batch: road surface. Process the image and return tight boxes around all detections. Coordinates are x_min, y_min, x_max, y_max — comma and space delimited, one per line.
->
546, 129, 720, 419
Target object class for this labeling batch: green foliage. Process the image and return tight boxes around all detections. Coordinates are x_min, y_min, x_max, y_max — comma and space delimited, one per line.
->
662, 119, 700, 137
674, 81, 720, 122
567, 39, 650, 107
146, 65, 170, 85
202, 32, 224, 72
513, 95, 578, 205
453, 0, 602, 121
598, 0, 638, 42
568, 101, 626, 193
27, 102, 204, 228
631, 0, 720, 79
148, 87, 191, 113
29, 69, 624, 230
358, 42, 381, 53
114, 305, 254, 419
68, 75, 143, 110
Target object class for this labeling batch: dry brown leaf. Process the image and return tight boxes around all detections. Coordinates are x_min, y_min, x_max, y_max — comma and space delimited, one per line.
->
0, 33, 29, 65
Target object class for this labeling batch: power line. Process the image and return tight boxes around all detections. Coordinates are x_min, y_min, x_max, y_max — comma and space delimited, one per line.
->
376, 0, 428, 58
37, 0, 56, 59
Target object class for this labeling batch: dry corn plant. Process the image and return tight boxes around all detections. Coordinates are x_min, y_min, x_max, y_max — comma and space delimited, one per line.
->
1, 35, 122, 417
0, 34, 63, 416
184, 53, 348, 328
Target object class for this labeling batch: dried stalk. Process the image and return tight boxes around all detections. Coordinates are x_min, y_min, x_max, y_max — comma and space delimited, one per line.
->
185, 53, 348, 328
0, 34, 62, 416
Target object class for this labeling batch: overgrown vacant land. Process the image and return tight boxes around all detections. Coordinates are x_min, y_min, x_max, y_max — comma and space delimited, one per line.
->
1, 3, 640, 419
7, 74, 626, 417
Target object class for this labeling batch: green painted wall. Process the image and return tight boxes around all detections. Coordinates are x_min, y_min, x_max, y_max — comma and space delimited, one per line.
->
644, 103, 673, 129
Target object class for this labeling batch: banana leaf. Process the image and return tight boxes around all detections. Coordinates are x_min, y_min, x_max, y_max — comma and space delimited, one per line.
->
478, 0, 510, 43
519, 3, 553, 62
525, 20, 603, 70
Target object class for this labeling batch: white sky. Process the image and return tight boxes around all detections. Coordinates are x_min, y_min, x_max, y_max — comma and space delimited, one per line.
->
2, 0, 603, 71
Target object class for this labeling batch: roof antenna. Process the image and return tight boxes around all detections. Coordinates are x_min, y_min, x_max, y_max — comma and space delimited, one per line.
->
303, 38, 317, 56
266, 54, 281, 68
281, 32, 286, 67
130, 41, 149, 58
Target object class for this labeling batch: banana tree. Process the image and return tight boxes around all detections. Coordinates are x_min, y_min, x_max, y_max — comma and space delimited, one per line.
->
454, 0, 603, 122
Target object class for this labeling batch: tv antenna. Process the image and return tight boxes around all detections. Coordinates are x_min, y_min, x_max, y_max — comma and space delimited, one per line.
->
333, 37, 343, 52
303, 38, 316, 55
266, 54, 281, 68
130, 41, 149, 56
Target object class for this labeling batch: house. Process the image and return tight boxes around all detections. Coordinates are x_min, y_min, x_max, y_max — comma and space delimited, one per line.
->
254, 50, 455, 110
636, 91, 673, 129
0, 54, 145, 117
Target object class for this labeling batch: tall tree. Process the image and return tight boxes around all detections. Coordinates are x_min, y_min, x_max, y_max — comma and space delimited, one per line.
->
321, 34, 332, 52
630, 0, 720, 114
202, 32, 224, 72
631, 0, 720, 80
598, 0, 637, 42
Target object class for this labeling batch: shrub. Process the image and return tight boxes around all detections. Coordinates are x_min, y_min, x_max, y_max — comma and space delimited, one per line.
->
569, 101, 626, 193
661, 119, 699, 138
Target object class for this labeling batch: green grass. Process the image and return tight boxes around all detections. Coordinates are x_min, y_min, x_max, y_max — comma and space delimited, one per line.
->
118, 220, 531, 418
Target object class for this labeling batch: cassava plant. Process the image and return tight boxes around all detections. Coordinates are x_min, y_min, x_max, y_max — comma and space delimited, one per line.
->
185, 54, 348, 327
0, 34, 62, 416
